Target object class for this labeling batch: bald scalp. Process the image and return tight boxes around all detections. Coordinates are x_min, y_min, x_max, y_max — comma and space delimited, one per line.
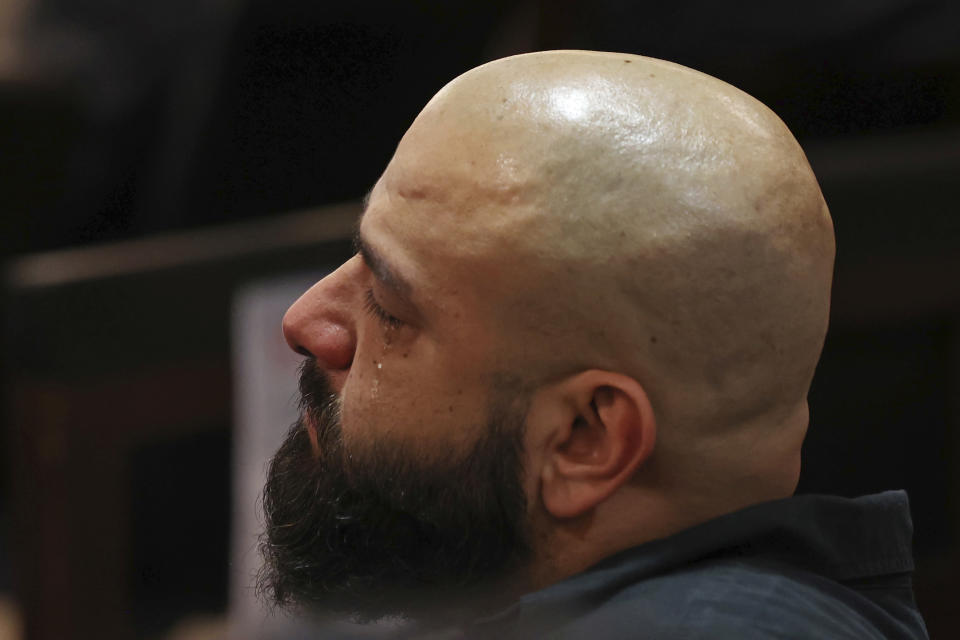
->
387, 51, 834, 469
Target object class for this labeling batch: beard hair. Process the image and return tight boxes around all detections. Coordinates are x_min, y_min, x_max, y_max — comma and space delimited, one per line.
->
257, 359, 532, 623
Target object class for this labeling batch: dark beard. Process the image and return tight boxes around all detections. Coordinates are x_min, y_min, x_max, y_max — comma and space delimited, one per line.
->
257, 359, 532, 623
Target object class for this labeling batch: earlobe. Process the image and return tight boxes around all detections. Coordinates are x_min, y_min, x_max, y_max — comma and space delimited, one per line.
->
539, 371, 656, 520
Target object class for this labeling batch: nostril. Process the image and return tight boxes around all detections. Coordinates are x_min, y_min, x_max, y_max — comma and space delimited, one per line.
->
282, 315, 355, 371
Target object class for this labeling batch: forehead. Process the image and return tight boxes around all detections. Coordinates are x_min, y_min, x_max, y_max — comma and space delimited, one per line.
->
358, 178, 519, 320
360, 114, 546, 292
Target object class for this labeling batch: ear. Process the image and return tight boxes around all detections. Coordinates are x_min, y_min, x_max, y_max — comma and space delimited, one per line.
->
529, 370, 656, 520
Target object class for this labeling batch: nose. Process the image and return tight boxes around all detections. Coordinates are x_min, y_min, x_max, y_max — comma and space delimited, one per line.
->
281, 257, 360, 372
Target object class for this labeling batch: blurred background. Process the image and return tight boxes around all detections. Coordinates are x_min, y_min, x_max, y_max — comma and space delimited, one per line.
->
1, 0, 958, 638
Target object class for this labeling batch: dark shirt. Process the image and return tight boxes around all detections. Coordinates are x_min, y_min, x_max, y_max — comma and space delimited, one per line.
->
468, 491, 928, 639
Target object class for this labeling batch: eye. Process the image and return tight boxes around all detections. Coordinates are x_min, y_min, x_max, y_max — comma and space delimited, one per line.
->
363, 289, 404, 330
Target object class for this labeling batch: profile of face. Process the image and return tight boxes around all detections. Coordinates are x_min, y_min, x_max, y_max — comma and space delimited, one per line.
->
257, 111, 548, 618
259, 49, 835, 624
257, 62, 569, 622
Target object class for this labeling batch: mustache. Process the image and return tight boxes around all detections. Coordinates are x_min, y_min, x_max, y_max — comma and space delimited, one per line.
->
297, 356, 331, 411
297, 357, 341, 437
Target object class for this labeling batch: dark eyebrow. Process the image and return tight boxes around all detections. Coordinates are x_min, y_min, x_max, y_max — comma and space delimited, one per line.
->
353, 227, 414, 301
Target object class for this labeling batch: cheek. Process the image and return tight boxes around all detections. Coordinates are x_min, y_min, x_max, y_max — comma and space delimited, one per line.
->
338, 339, 438, 446
342, 296, 503, 450
340, 345, 491, 457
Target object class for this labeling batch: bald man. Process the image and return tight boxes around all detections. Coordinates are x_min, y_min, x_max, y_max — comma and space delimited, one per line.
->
260, 51, 928, 639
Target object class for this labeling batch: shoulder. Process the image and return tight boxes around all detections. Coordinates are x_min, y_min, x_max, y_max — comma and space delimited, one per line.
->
540, 558, 914, 640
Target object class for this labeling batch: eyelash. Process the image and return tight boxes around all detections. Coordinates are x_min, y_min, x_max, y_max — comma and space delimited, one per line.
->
363, 289, 404, 330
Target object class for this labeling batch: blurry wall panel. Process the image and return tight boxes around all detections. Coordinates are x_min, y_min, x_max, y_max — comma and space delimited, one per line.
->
229, 272, 327, 639
4, 204, 357, 640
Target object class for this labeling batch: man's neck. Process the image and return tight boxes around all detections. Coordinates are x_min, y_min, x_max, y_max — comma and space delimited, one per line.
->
521, 483, 790, 594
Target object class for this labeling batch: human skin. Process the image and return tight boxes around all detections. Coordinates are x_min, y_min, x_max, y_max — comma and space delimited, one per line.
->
282, 50, 835, 596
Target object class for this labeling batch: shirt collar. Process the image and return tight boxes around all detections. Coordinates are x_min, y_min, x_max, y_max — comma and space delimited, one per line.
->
472, 491, 915, 631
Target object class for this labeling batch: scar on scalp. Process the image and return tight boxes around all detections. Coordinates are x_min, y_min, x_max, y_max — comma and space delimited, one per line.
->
398, 186, 428, 200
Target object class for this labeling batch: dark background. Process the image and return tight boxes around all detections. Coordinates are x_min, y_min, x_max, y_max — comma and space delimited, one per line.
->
2, 1, 958, 638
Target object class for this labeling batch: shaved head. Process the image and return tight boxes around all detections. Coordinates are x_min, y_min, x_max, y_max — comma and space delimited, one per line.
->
370, 50, 834, 492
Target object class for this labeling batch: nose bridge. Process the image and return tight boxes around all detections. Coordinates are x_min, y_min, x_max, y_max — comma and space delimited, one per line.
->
281, 256, 361, 369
